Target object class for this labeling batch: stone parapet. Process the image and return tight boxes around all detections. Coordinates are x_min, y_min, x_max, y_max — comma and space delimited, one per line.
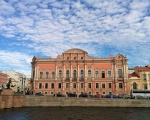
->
23, 96, 150, 107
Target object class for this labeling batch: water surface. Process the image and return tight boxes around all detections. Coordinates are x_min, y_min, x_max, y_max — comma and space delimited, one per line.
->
0, 107, 150, 120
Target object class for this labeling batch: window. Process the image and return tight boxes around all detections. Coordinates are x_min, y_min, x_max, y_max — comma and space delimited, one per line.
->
51, 83, 54, 89
88, 70, 92, 78
119, 83, 123, 88
108, 71, 111, 78
143, 74, 146, 80
81, 57, 83, 60
133, 82, 137, 89
58, 83, 61, 88
118, 69, 122, 78
81, 83, 84, 88
108, 83, 111, 88
73, 70, 77, 80
88, 83, 91, 88
95, 71, 99, 78
80, 70, 84, 79
59, 70, 62, 78
102, 71, 105, 78
45, 83, 48, 89
144, 84, 147, 89
52, 72, 55, 79
102, 84, 105, 88
66, 70, 69, 79
73, 83, 76, 88
40, 72, 43, 79
67, 57, 69, 60
96, 83, 99, 88
39, 83, 42, 89
46, 72, 49, 79
66, 83, 69, 88
74, 57, 76, 60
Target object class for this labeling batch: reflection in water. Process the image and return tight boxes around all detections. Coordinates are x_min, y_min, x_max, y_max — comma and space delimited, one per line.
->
0, 107, 150, 120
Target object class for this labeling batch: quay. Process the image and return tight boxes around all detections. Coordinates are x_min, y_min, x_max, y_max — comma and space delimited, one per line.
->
0, 90, 150, 109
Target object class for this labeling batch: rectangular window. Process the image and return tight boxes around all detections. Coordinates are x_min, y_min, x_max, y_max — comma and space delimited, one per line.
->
108, 83, 111, 88
143, 74, 146, 80
108, 71, 111, 78
81, 83, 84, 88
102, 83, 105, 88
51, 83, 54, 89
95, 71, 99, 78
96, 83, 99, 88
58, 83, 61, 88
88, 83, 91, 88
40, 72, 43, 79
66, 83, 69, 88
45, 83, 48, 89
102, 71, 105, 78
144, 84, 147, 89
119, 83, 123, 88
39, 83, 42, 89
73, 83, 76, 88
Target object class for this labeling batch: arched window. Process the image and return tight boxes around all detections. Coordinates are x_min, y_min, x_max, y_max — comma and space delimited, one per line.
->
88, 70, 91, 78
59, 70, 62, 78
133, 82, 137, 89
95, 71, 99, 78
40, 72, 43, 79
118, 69, 122, 78
80, 70, 84, 79
46, 72, 49, 79
73, 70, 77, 80
66, 70, 69, 79
52, 71, 55, 79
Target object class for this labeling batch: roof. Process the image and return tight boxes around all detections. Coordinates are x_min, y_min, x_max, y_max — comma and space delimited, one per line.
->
128, 72, 139, 78
63, 48, 88, 54
135, 66, 150, 71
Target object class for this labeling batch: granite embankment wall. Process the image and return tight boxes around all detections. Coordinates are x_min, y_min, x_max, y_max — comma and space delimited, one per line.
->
1, 95, 150, 109
23, 96, 150, 107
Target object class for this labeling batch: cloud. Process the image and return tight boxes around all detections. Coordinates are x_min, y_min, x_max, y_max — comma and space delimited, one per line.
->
0, 0, 150, 76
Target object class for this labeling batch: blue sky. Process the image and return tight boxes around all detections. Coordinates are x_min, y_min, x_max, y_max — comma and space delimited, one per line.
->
0, 0, 150, 77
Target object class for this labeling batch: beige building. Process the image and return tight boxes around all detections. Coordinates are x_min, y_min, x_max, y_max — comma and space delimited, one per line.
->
128, 65, 150, 91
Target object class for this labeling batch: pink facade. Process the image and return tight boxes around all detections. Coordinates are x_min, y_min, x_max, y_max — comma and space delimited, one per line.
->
31, 48, 128, 95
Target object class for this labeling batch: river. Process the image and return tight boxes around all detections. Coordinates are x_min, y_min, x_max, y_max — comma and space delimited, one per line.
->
0, 107, 150, 120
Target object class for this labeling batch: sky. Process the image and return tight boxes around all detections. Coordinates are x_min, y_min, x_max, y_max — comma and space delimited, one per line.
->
0, 0, 150, 77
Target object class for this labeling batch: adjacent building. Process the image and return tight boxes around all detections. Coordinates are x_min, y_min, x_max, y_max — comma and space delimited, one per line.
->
0, 72, 9, 89
1, 70, 27, 92
31, 48, 128, 95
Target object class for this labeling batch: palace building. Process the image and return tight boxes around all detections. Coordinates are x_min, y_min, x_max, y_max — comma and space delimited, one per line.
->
31, 48, 129, 95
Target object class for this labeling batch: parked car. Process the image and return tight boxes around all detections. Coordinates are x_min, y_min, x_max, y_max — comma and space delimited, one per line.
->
35, 92, 44, 96
56, 93, 66, 97
79, 93, 88, 97
106, 94, 117, 98
118, 94, 130, 99
67, 93, 77, 97
94, 94, 101, 98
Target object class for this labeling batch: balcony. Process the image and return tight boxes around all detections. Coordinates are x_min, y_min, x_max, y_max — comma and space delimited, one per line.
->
72, 77, 77, 80
80, 77, 84, 80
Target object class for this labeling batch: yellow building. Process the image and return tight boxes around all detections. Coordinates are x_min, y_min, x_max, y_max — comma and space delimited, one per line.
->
129, 65, 150, 91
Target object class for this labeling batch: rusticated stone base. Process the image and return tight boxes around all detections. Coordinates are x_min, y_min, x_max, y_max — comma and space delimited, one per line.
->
1, 89, 14, 95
